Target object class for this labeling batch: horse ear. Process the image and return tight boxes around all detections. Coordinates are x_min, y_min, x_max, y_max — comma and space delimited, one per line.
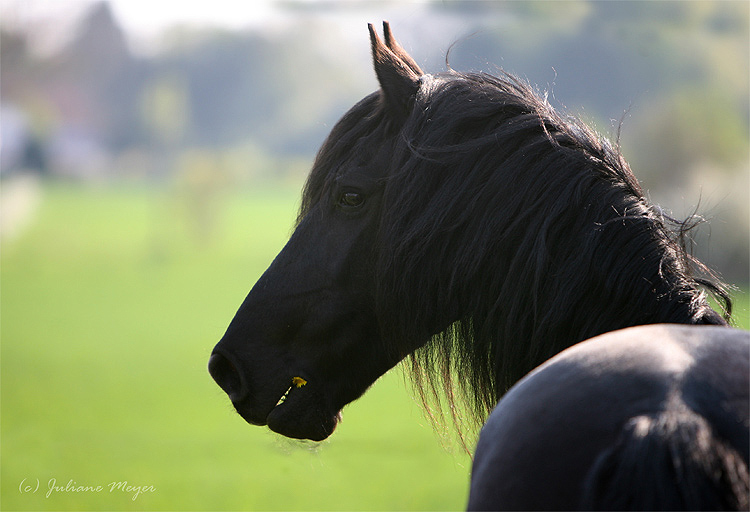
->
368, 21, 423, 121
381, 21, 422, 77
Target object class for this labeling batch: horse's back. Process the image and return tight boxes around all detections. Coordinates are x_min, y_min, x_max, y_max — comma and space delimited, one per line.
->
468, 324, 750, 511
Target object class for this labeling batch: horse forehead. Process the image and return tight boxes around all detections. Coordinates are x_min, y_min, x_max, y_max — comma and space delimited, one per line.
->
333, 160, 386, 183
336, 133, 394, 177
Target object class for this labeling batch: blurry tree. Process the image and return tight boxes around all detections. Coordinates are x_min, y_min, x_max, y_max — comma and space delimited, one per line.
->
140, 73, 191, 148
0, 28, 31, 98
50, 1, 146, 150
158, 21, 368, 155
625, 87, 748, 187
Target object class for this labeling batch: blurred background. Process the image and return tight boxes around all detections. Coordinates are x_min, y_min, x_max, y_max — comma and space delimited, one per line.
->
1, 1, 748, 510
2, 0, 748, 278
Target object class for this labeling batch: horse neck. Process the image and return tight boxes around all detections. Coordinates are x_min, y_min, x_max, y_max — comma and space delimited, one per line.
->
484, 179, 724, 393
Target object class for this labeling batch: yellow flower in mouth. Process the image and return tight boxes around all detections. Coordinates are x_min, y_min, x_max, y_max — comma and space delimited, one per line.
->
292, 376, 307, 388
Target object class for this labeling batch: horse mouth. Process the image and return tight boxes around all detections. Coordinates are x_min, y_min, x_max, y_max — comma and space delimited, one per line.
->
227, 377, 341, 441
264, 380, 341, 441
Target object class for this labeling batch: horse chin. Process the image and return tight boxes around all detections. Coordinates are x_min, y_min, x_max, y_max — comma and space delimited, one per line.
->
264, 385, 341, 442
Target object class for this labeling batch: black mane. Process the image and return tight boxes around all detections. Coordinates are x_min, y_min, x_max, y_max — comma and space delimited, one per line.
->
300, 69, 731, 433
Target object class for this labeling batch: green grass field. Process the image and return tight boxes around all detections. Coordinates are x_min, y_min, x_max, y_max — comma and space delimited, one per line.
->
1, 181, 748, 511
1, 182, 472, 511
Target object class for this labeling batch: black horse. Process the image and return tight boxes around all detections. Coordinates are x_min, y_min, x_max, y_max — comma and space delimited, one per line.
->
209, 23, 749, 510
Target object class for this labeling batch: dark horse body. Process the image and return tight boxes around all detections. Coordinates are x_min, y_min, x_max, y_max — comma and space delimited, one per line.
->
210, 23, 749, 509
470, 325, 748, 510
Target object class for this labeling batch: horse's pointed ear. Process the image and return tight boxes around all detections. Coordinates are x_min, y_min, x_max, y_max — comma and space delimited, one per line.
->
382, 21, 422, 77
369, 21, 423, 121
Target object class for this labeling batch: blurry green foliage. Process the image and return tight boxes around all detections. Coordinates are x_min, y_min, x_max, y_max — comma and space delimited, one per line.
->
626, 86, 748, 187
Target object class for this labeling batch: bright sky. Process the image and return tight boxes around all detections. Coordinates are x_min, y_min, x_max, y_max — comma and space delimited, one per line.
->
0, 0, 286, 54
0, 0, 434, 57
113, 0, 280, 33
1, 0, 279, 30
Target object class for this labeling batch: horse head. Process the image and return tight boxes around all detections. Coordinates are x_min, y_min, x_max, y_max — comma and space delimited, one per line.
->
209, 23, 429, 441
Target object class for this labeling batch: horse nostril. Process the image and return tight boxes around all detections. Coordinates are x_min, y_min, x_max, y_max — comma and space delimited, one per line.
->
208, 352, 244, 401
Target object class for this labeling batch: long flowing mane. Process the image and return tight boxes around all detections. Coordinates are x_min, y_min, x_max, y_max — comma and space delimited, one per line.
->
300, 68, 731, 437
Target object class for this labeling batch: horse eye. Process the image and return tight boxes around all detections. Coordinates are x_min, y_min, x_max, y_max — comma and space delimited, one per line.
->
339, 192, 365, 209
